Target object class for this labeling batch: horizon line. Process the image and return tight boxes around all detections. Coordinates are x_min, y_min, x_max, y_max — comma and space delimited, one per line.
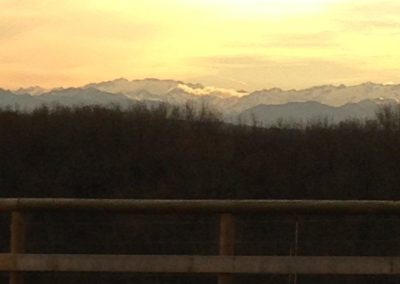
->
3, 78, 400, 95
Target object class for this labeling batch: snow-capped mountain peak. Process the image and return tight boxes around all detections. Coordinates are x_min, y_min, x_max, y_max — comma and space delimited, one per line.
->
13, 86, 48, 96
2, 79, 400, 125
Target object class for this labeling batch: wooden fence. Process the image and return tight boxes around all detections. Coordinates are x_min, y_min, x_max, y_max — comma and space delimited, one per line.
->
1, 199, 400, 284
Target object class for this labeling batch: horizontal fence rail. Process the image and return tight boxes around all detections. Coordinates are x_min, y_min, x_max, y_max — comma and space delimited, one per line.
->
1, 199, 400, 284
2, 255, 400, 275
1, 199, 400, 214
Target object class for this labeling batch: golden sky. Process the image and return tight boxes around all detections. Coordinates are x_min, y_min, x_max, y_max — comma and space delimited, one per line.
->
1, 0, 400, 90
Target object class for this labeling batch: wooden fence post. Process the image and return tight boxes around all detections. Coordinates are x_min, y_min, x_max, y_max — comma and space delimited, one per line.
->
218, 213, 235, 284
10, 211, 25, 284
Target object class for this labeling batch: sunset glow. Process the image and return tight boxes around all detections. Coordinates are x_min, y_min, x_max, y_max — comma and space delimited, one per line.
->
1, 0, 399, 90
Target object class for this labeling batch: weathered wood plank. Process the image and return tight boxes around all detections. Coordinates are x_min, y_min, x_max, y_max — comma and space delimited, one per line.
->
219, 214, 235, 284
1, 199, 400, 214
0, 255, 400, 275
11, 212, 25, 255
10, 212, 25, 284
219, 214, 235, 256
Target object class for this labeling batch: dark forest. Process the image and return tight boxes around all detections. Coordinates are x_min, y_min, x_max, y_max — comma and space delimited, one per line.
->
1, 104, 400, 284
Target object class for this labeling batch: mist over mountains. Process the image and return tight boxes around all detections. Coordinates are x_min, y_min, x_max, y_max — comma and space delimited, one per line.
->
2, 78, 399, 124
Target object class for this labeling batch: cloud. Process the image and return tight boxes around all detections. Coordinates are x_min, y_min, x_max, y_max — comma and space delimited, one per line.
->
192, 55, 274, 68
0, 21, 30, 40
192, 55, 350, 70
227, 31, 338, 48
0, 0, 169, 88
189, 55, 382, 90
177, 83, 247, 97
0, 0, 164, 42
0, 1, 46, 41
345, 0, 400, 16
332, 0, 400, 33
1, 0, 400, 90
339, 19, 400, 33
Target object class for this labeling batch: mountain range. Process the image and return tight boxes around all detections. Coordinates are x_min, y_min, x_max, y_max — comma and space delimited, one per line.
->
2, 78, 400, 125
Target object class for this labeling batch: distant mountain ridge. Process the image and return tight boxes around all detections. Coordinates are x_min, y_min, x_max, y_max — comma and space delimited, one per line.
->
237, 99, 388, 125
3, 78, 400, 124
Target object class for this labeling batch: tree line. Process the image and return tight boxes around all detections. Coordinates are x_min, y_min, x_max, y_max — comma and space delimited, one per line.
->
1, 103, 400, 284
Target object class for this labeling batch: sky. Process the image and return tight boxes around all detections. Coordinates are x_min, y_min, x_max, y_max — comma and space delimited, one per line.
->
1, 0, 400, 91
